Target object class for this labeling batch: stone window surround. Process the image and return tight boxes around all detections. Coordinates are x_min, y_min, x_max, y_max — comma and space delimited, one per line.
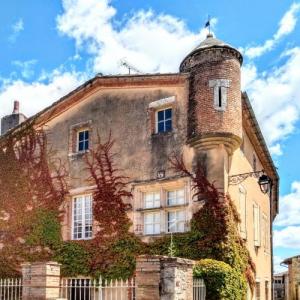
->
133, 178, 191, 236
209, 79, 230, 111
148, 96, 176, 135
68, 120, 92, 159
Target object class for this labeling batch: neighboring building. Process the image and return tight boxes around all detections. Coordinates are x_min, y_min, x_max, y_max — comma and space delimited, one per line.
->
282, 255, 300, 300
274, 272, 288, 300
0, 34, 279, 299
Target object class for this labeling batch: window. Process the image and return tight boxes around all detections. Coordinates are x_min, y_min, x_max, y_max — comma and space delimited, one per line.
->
167, 210, 186, 233
167, 189, 185, 206
209, 79, 230, 111
144, 192, 160, 209
253, 204, 261, 247
253, 154, 257, 172
265, 281, 269, 300
72, 195, 93, 240
144, 212, 160, 235
77, 129, 89, 152
255, 282, 261, 300
262, 214, 269, 252
156, 108, 172, 133
239, 186, 247, 239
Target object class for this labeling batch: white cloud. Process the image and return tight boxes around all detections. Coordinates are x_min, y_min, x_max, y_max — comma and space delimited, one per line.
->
274, 226, 300, 248
12, 60, 38, 79
0, 69, 85, 121
9, 19, 24, 43
243, 2, 300, 58
242, 47, 300, 153
57, 0, 210, 74
273, 255, 288, 274
275, 181, 300, 227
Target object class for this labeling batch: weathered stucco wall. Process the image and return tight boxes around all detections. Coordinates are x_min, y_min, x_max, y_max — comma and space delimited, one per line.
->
229, 129, 272, 300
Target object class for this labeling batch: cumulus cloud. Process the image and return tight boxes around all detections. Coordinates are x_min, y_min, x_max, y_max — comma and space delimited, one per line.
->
274, 226, 300, 248
273, 255, 288, 274
9, 19, 24, 43
243, 2, 300, 58
0, 69, 85, 120
275, 181, 300, 227
12, 59, 38, 79
57, 0, 210, 74
242, 47, 300, 153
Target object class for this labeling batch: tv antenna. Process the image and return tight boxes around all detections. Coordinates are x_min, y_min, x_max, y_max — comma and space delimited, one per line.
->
120, 59, 142, 75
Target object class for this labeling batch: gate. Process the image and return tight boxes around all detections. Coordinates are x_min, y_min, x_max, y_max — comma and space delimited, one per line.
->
59, 277, 136, 300
0, 278, 22, 300
193, 278, 206, 300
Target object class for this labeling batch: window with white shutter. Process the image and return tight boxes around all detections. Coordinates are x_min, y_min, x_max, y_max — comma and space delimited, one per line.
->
239, 185, 247, 239
253, 203, 261, 247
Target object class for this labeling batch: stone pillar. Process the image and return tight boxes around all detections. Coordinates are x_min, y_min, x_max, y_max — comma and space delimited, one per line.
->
136, 255, 194, 300
22, 261, 61, 300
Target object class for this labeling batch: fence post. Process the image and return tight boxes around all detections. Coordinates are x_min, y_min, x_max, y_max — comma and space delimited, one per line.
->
21, 261, 61, 300
136, 255, 194, 300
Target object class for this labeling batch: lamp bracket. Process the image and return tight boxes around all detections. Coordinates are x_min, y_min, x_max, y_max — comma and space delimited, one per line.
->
229, 170, 264, 185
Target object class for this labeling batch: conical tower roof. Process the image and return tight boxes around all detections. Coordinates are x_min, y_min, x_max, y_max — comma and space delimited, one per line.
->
180, 33, 243, 71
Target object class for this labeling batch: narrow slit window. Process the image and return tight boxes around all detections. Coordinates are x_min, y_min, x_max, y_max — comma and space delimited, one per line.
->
218, 86, 222, 108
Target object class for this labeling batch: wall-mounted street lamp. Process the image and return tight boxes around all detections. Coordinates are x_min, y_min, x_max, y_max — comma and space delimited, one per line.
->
229, 170, 273, 195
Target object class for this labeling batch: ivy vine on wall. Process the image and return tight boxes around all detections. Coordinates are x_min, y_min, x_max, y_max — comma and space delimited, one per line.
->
0, 127, 255, 299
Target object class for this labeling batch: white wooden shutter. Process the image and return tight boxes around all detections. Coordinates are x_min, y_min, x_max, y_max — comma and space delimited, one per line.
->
254, 204, 261, 247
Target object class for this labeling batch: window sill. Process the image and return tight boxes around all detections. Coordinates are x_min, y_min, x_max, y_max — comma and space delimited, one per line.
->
68, 150, 90, 160
71, 236, 93, 241
152, 131, 174, 137
137, 206, 163, 212
136, 203, 188, 212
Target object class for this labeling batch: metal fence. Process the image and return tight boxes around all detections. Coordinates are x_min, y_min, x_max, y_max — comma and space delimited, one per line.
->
0, 278, 22, 300
193, 278, 206, 300
59, 277, 136, 300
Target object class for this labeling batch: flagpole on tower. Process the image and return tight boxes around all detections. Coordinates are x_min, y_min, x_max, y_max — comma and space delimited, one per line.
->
205, 15, 211, 37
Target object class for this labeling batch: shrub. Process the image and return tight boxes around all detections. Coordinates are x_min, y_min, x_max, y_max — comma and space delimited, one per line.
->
193, 259, 247, 300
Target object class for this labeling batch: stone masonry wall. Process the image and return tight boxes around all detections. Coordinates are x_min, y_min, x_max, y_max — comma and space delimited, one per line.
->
136, 255, 194, 300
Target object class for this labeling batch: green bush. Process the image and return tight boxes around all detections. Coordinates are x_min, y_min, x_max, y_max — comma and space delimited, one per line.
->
55, 241, 90, 277
193, 259, 247, 300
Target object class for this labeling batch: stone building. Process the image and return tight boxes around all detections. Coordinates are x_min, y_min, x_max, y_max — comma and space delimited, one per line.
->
0, 34, 279, 299
274, 271, 289, 300
282, 255, 300, 299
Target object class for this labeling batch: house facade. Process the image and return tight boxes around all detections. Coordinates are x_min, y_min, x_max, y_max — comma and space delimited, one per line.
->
0, 34, 279, 299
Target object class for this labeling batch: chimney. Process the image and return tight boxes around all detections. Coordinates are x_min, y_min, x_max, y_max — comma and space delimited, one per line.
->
1, 101, 27, 135
12, 100, 20, 114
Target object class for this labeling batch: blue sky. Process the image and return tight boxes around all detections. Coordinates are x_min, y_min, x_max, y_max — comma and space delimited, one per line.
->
0, 0, 300, 273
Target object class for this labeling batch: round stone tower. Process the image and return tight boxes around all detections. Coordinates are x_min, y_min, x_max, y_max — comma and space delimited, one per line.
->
180, 33, 243, 154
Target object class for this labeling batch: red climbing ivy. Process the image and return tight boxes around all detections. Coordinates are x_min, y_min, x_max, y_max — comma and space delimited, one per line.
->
82, 132, 142, 278
169, 153, 256, 292
0, 124, 68, 276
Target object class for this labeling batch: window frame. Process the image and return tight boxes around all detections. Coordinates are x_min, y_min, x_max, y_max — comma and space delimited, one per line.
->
72, 194, 93, 240
155, 107, 173, 134
167, 209, 186, 233
143, 191, 161, 209
144, 211, 161, 235
77, 128, 90, 153
167, 188, 185, 207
